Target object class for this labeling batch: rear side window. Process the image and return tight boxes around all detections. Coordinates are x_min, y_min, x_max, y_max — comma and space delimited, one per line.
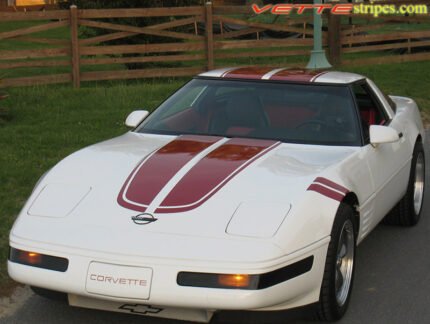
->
352, 83, 388, 142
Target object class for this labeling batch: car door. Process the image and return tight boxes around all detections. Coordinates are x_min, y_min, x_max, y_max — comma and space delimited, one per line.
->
354, 80, 411, 232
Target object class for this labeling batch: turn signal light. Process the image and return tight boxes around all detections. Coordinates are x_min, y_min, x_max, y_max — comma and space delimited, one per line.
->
20, 251, 42, 265
9, 247, 69, 272
177, 256, 314, 290
218, 274, 251, 288
177, 271, 258, 290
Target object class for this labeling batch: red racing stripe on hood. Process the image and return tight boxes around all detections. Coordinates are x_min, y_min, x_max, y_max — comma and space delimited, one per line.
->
117, 135, 222, 212
156, 138, 280, 213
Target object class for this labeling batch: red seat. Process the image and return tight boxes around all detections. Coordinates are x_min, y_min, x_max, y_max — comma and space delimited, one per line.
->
266, 105, 316, 128
360, 109, 376, 125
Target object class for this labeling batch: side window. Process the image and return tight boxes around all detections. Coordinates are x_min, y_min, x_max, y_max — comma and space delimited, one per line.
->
352, 83, 387, 142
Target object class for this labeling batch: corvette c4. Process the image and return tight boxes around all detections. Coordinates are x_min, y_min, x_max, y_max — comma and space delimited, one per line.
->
8, 67, 426, 322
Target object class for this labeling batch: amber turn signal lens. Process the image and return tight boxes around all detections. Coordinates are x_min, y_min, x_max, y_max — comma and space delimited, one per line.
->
9, 247, 69, 272
218, 274, 251, 288
21, 252, 42, 264
177, 256, 314, 290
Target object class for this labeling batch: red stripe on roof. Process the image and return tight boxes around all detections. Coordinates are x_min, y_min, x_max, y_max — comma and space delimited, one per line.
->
223, 67, 275, 80
156, 138, 280, 213
117, 135, 222, 212
269, 69, 325, 82
314, 177, 349, 194
307, 184, 345, 202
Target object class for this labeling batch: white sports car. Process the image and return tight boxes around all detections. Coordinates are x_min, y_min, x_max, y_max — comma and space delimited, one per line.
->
8, 67, 426, 323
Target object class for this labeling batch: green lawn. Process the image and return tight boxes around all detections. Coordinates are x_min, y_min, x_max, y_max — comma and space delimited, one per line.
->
0, 20, 70, 51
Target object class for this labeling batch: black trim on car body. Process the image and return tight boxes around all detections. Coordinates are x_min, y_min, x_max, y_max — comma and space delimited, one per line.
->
9, 247, 69, 272
177, 256, 314, 290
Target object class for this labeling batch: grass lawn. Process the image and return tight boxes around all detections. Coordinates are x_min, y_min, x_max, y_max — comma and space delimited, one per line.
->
0, 20, 70, 51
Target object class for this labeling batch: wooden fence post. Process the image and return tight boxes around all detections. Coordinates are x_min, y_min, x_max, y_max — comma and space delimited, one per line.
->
70, 5, 80, 88
327, 12, 341, 66
205, 2, 214, 71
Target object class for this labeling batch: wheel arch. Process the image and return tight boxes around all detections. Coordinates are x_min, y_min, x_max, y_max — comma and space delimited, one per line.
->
341, 192, 360, 237
416, 134, 423, 144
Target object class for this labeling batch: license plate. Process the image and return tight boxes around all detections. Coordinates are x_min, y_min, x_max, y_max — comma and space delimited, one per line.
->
86, 262, 152, 299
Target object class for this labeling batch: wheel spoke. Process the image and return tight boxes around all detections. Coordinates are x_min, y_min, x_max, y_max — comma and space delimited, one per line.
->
338, 243, 347, 259
335, 267, 344, 293
335, 219, 355, 307
337, 231, 346, 256
413, 153, 425, 215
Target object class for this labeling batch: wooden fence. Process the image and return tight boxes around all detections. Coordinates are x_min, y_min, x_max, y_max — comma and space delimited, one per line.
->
0, 3, 429, 88
326, 8, 430, 67
0, 4, 325, 88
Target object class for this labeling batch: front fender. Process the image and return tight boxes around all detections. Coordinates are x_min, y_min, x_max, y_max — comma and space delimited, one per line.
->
273, 190, 341, 256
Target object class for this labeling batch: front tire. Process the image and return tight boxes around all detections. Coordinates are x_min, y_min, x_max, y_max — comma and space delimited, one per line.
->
384, 141, 425, 226
318, 203, 356, 322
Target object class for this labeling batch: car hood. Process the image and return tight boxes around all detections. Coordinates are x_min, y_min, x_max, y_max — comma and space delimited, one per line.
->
13, 133, 357, 261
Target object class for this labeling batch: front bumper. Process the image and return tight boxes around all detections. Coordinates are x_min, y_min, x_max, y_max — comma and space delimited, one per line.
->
8, 237, 329, 317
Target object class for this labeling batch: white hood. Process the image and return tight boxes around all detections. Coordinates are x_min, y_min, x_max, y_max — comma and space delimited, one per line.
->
12, 133, 357, 262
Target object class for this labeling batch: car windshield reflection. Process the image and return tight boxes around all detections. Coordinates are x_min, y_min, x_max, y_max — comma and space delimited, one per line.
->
138, 79, 361, 146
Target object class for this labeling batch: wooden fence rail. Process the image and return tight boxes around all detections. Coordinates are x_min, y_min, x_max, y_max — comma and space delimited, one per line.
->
0, 3, 319, 88
0, 3, 429, 88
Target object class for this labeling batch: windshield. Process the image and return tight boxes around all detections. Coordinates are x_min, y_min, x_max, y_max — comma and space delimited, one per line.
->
138, 78, 361, 146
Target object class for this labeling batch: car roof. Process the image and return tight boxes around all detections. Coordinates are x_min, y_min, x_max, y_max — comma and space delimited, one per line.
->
198, 67, 365, 84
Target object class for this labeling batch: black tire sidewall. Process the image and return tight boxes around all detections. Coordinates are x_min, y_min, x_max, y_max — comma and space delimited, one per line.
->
318, 203, 357, 321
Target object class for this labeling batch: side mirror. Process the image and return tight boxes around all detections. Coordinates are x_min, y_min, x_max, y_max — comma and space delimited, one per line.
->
370, 125, 400, 146
125, 110, 149, 128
